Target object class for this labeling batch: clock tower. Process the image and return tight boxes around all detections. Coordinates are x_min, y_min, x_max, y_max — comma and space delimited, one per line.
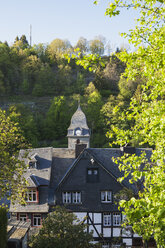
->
67, 104, 90, 149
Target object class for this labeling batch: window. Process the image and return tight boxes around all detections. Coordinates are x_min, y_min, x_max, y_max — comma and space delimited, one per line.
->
102, 244, 109, 248
62, 192, 71, 203
87, 168, 99, 182
25, 189, 37, 202
113, 213, 121, 226
29, 161, 37, 168
101, 191, 112, 203
88, 169, 92, 175
72, 192, 81, 203
62, 192, 81, 204
103, 213, 111, 226
19, 214, 27, 222
33, 214, 41, 226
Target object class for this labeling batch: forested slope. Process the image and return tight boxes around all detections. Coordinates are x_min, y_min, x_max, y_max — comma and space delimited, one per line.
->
0, 36, 141, 148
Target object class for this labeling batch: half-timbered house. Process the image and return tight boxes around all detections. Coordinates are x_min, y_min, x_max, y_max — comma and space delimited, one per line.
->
9, 104, 153, 247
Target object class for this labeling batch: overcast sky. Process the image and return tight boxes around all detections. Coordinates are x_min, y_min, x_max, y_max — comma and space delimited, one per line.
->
0, 0, 138, 50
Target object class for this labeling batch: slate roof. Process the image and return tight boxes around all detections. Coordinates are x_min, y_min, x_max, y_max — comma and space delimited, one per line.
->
19, 147, 52, 186
50, 148, 75, 189
68, 105, 89, 130
10, 147, 52, 213
87, 148, 152, 190
10, 202, 49, 213
9, 144, 152, 213
55, 147, 152, 192
48, 148, 75, 205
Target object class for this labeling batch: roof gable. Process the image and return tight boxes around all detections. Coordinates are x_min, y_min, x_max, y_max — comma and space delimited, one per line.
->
56, 149, 126, 189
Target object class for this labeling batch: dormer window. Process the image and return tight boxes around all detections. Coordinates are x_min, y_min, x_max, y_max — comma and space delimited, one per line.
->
25, 189, 38, 202
87, 168, 99, 183
29, 161, 37, 168
29, 153, 38, 168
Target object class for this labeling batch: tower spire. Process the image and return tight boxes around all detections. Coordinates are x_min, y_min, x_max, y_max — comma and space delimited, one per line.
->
67, 104, 90, 149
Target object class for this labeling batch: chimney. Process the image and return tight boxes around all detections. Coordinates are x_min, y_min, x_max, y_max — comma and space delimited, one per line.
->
120, 146, 136, 155
75, 144, 87, 158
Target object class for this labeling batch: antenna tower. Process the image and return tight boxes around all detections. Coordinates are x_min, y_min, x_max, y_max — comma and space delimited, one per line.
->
30, 24, 32, 47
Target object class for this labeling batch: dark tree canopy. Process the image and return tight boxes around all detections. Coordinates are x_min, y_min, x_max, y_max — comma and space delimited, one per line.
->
29, 206, 96, 248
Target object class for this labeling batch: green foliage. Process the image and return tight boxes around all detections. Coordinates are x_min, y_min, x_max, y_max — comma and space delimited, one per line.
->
99, 0, 165, 246
29, 206, 95, 248
74, 37, 88, 54
44, 96, 73, 141
0, 207, 7, 248
89, 36, 105, 55
0, 108, 28, 203
47, 38, 72, 62
0, 34, 127, 98
10, 104, 39, 147
84, 82, 107, 147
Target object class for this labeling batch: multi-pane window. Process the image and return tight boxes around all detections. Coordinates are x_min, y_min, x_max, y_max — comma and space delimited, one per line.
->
87, 168, 99, 182
72, 192, 81, 203
25, 189, 37, 202
101, 191, 112, 203
19, 214, 27, 222
62, 192, 71, 203
33, 214, 41, 226
113, 213, 121, 226
62, 192, 81, 204
103, 213, 111, 226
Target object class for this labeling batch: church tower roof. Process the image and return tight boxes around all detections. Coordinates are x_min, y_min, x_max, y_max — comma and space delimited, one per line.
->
68, 104, 89, 130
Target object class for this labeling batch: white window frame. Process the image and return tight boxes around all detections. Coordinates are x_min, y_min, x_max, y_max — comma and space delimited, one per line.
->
19, 214, 27, 222
25, 189, 37, 202
72, 192, 81, 204
62, 192, 71, 203
102, 243, 109, 248
62, 192, 81, 204
33, 214, 41, 226
113, 213, 121, 226
101, 191, 112, 203
103, 213, 111, 226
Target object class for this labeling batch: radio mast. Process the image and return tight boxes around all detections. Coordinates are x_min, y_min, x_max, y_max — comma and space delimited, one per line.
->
30, 24, 32, 47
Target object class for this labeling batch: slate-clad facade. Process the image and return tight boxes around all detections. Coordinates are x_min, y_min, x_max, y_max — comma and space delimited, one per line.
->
9, 105, 154, 247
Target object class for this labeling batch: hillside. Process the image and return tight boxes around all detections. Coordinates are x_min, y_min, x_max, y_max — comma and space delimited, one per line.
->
0, 36, 140, 148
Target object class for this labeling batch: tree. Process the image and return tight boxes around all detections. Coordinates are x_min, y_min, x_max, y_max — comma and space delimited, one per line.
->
44, 96, 72, 143
48, 38, 72, 62
75, 37, 88, 54
13, 35, 29, 50
29, 206, 95, 248
10, 104, 39, 147
0, 108, 27, 203
89, 36, 105, 55
84, 82, 106, 147
94, 0, 165, 246
0, 207, 7, 248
